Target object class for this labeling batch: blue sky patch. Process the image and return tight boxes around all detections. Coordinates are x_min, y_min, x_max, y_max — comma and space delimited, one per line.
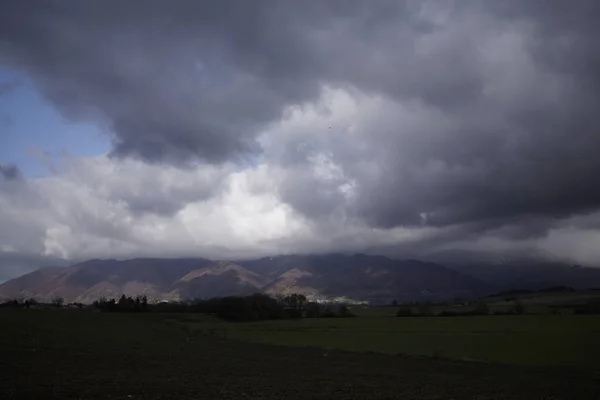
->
0, 68, 110, 178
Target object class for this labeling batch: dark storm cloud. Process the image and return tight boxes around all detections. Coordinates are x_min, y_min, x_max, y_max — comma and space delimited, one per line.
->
0, 0, 488, 163
267, 1, 600, 236
0, 0, 406, 164
117, 171, 229, 217
1, 0, 600, 241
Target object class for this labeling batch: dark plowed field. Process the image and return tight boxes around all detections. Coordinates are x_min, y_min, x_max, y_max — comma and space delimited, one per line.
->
1, 310, 598, 399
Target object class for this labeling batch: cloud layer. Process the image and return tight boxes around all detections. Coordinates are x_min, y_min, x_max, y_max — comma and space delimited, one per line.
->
1, 1, 600, 277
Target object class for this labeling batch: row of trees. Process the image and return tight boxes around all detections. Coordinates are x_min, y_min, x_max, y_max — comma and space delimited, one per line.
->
0, 296, 68, 308
92, 293, 356, 321
569, 299, 600, 315
486, 286, 576, 302
93, 295, 149, 312
396, 300, 526, 317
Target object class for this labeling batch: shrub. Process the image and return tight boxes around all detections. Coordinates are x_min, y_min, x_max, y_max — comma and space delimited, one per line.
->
305, 302, 321, 318
338, 305, 356, 318
573, 300, 600, 315
417, 303, 433, 316
437, 310, 459, 317
472, 300, 489, 315
396, 307, 413, 317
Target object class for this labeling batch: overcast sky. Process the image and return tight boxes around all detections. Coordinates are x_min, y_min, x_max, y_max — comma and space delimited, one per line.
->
1, 0, 600, 280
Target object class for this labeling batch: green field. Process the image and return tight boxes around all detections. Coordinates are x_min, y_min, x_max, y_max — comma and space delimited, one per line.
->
2, 309, 599, 399
181, 313, 600, 367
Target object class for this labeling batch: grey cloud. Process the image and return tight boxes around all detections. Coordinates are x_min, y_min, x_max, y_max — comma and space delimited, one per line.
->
0, 163, 22, 181
0, 0, 367, 164
0, 179, 49, 258
1, 0, 600, 252
119, 172, 229, 217
259, 2, 600, 239
0, 252, 69, 284
0, 0, 491, 164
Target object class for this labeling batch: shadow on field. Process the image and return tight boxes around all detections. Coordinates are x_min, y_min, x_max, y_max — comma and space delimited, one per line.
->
1, 310, 598, 400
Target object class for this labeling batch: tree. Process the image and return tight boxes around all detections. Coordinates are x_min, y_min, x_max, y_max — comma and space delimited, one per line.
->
1, 298, 21, 308
391, 299, 398, 307
473, 300, 489, 315
118, 294, 127, 311
339, 304, 349, 317
283, 293, 307, 318
305, 302, 321, 318
297, 294, 307, 310
337, 304, 356, 317
117, 295, 135, 311
284, 293, 307, 311
417, 302, 432, 316
51, 296, 64, 308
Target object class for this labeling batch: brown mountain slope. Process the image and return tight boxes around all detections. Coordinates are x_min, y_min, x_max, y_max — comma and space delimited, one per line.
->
0, 266, 67, 299
172, 262, 268, 299
262, 268, 317, 296
0, 258, 213, 303
0, 254, 486, 303
238, 254, 487, 302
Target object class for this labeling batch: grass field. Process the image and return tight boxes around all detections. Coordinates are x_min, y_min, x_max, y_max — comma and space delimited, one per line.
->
181, 314, 600, 367
2, 309, 599, 399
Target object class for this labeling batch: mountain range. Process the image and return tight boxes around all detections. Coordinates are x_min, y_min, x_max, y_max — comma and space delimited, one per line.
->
1, 254, 600, 304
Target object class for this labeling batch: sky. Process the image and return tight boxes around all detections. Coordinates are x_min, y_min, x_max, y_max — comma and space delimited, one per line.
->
0, 68, 110, 177
1, 0, 600, 281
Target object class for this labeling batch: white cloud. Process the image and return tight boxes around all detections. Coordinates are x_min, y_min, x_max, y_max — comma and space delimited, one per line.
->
2, 83, 600, 274
0, 137, 437, 264
536, 226, 600, 266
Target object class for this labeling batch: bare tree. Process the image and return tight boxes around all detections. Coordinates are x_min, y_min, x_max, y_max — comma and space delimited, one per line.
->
51, 296, 64, 308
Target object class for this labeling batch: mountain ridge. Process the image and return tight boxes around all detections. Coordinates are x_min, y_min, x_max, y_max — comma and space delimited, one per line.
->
0, 254, 484, 304
2, 254, 600, 304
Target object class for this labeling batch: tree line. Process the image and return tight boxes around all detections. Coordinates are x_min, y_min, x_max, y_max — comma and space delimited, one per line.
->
92, 293, 356, 321
0, 296, 75, 309
395, 299, 526, 317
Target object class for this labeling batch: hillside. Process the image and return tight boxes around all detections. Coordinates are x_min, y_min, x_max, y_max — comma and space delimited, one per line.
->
244, 254, 487, 303
448, 261, 600, 292
0, 254, 484, 304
